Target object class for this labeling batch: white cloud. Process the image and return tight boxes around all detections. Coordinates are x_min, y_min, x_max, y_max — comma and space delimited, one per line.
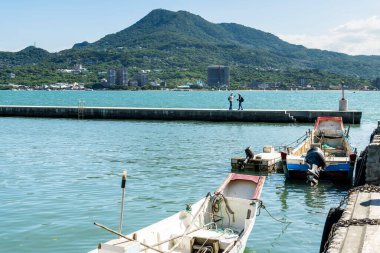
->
279, 16, 380, 56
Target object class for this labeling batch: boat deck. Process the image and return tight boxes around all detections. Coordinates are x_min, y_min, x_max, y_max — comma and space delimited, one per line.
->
171, 228, 240, 252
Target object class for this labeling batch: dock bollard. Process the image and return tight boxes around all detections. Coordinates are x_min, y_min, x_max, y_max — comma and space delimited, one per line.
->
339, 81, 348, 111
339, 99, 348, 111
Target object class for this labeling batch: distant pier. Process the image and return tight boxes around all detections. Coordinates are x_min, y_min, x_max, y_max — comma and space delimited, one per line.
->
0, 105, 361, 124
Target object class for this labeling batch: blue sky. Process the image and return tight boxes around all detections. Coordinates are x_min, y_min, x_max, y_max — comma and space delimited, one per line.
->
1, 0, 380, 55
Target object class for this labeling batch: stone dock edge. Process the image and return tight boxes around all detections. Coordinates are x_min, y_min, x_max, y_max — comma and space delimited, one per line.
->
0, 105, 362, 124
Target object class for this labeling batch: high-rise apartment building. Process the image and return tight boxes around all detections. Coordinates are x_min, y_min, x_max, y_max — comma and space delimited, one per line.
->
107, 68, 128, 86
135, 71, 149, 86
107, 69, 117, 86
207, 65, 230, 87
116, 68, 128, 86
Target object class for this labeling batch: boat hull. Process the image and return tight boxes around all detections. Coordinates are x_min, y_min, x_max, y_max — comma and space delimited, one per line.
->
284, 116, 355, 184
285, 163, 352, 183
89, 173, 265, 253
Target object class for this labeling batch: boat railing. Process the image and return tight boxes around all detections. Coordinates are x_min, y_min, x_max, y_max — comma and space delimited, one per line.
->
290, 135, 312, 156
276, 131, 310, 153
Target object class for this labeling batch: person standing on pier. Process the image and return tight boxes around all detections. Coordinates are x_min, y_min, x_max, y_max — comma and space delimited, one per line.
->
237, 94, 244, 110
228, 93, 234, 110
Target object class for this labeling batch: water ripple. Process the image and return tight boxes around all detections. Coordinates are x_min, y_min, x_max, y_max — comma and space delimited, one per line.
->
1, 91, 379, 252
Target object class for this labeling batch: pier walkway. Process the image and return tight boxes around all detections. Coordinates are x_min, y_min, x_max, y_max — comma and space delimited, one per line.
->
322, 121, 380, 252
0, 105, 361, 124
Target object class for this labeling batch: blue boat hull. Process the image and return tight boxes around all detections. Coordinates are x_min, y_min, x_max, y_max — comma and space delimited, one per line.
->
285, 163, 353, 183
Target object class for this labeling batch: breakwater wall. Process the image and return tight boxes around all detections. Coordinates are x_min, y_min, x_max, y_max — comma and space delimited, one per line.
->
0, 105, 361, 124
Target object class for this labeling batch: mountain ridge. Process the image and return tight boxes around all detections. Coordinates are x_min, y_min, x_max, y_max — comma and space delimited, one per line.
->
0, 9, 379, 87
75, 9, 380, 79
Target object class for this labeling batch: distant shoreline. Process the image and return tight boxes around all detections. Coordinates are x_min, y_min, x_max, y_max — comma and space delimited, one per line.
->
1, 88, 377, 92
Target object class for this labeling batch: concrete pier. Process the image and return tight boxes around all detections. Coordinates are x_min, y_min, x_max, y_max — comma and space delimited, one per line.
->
365, 122, 380, 184
0, 105, 361, 124
321, 121, 380, 253
325, 187, 380, 253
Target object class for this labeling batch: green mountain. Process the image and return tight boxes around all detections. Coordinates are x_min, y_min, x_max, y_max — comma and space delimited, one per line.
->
0, 46, 51, 66
77, 9, 380, 78
1, 9, 379, 87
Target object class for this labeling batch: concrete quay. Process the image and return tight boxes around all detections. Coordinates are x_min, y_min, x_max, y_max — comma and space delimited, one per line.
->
324, 188, 380, 253
321, 121, 380, 253
0, 105, 362, 124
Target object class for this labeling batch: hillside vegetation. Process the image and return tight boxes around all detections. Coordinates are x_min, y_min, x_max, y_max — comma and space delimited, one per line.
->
1, 9, 379, 88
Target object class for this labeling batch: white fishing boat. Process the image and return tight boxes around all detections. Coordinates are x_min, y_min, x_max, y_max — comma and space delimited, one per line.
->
282, 116, 356, 185
90, 173, 265, 253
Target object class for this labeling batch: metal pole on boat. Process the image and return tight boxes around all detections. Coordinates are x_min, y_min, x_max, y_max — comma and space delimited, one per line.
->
119, 170, 127, 235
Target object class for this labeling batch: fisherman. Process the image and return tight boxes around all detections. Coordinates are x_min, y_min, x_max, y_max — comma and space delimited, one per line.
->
237, 94, 244, 110
239, 146, 254, 170
228, 93, 234, 110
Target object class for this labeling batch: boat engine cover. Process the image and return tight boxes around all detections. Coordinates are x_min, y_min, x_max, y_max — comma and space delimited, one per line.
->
305, 147, 326, 168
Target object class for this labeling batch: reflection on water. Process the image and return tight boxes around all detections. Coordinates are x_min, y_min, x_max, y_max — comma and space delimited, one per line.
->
278, 182, 289, 211
281, 180, 349, 210
248, 174, 349, 253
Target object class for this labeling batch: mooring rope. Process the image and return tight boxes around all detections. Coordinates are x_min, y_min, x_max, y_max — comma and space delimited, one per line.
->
255, 200, 292, 225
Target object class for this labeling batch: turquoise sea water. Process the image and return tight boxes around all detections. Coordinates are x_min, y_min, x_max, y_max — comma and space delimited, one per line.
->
0, 90, 379, 253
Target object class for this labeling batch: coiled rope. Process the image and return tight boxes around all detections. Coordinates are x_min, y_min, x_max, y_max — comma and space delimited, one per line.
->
211, 193, 235, 226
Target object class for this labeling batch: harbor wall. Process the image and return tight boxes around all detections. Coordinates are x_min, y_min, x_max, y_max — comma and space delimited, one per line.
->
0, 106, 362, 124
321, 121, 380, 253
365, 121, 380, 184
